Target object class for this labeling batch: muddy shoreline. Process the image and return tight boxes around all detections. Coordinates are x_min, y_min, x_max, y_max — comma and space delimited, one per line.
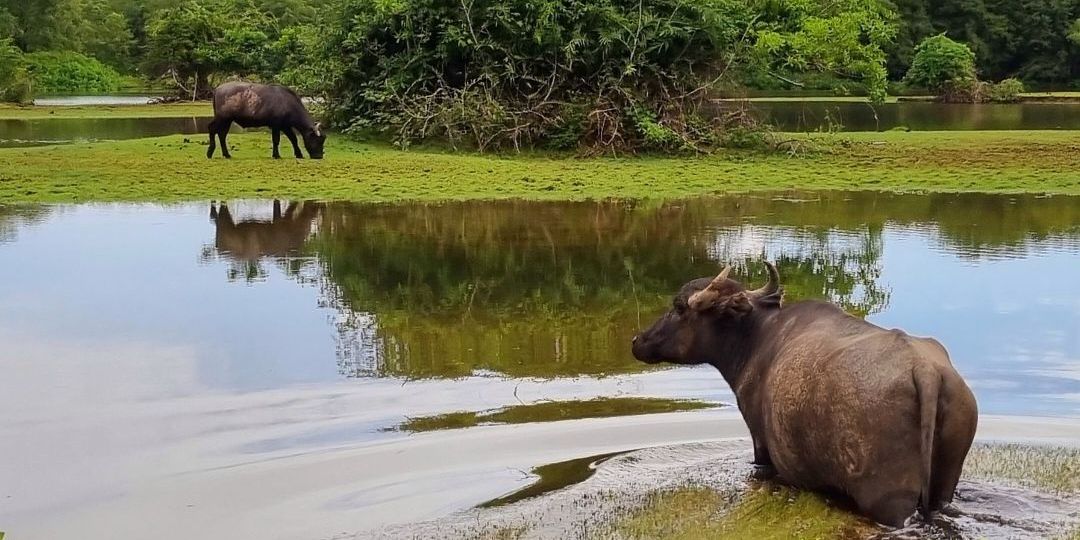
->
365, 439, 1080, 540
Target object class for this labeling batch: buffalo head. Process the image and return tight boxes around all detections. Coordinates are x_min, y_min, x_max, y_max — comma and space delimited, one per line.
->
303, 122, 327, 159
632, 262, 782, 367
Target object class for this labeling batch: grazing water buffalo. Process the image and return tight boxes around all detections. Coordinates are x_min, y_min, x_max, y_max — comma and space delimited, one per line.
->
631, 262, 978, 527
209, 200, 322, 260
207, 82, 326, 160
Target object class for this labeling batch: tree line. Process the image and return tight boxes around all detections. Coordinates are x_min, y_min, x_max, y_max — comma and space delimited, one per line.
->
2, 0, 1078, 150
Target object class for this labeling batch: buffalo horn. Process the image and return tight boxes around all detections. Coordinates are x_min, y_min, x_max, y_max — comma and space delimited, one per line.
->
748, 261, 780, 298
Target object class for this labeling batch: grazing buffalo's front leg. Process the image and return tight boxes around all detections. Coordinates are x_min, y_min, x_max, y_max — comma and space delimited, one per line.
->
283, 128, 304, 159
750, 437, 777, 480
218, 120, 233, 159
271, 128, 282, 159
206, 119, 218, 158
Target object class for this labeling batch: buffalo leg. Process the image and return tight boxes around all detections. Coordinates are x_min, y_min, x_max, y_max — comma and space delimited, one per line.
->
271, 128, 282, 159
283, 127, 304, 159
218, 121, 233, 159
750, 439, 777, 479
206, 119, 218, 158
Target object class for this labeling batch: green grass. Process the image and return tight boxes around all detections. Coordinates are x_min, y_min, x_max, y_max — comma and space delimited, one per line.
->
963, 443, 1080, 493
391, 398, 717, 433
2, 130, 1079, 203
609, 485, 876, 540
0, 101, 211, 119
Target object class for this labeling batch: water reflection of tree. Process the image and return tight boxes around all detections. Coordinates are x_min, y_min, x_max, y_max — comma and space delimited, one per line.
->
200, 192, 1079, 380
0, 205, 52, 243
309, 199, 892, 379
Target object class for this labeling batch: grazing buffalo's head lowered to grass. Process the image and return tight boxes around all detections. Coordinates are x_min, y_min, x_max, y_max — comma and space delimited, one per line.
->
302, 123, 327, 160
207, 82, 328, 160
631, 261, 978, 528
631, 262, 782, 368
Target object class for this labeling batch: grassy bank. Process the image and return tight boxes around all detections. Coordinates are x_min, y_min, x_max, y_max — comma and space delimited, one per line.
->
0, 102, 212, 119
1, 130, 1078, 203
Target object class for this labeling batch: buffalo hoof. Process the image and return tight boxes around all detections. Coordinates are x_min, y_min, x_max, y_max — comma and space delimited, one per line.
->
272, 155, 281, 159
750, 463, 777, 480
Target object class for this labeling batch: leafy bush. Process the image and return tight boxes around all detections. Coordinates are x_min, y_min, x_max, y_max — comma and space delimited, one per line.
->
0, 38, 30, 103
322, 0, 895, 153
988, 77, 1025, 103
24, 50, 122, 94
904, 34, 976, 92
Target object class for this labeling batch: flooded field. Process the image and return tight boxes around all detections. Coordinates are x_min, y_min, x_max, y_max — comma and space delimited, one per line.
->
0, 117, 211, 148
2, 100, 1079, 149
1, 193, 1079, 538
737, 101, 1080, 131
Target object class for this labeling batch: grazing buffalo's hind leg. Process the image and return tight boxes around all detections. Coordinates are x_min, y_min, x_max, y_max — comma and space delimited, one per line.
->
271, 128, 282, 159
283, 127, 304, 159
206, 119, 218, 158
218, 120, 233, 159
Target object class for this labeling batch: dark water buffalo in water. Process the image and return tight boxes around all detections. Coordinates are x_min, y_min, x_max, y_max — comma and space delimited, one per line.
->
207, 82, 326, 159
631, 262, 978, 527
209, 200, 322, 260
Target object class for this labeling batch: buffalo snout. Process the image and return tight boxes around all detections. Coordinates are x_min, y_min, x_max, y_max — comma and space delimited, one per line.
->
631, 320, 673, 364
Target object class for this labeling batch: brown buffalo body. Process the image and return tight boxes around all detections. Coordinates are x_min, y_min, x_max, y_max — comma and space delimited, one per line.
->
210, 200, 322, 260
207, 82, 326, 160
631, 263, 978, 527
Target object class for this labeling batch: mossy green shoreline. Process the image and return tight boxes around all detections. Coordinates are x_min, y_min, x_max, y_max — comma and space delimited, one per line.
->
1, 130, 1079, 203
0, 102, 212, 119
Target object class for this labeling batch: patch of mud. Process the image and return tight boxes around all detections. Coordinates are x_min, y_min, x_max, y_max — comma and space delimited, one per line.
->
356, 440, 1080, 540
354, 441, 753, 539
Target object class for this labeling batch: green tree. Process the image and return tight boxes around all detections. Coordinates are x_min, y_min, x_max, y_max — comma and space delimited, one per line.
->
0, 37, 30, 102
24, 50, 122, 93
323, 0, 894, 152
904, 34, 976, 90
74, 0, 136, 71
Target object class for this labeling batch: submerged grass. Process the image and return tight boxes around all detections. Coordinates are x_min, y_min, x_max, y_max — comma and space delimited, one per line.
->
2, 130, 1079, 203
610, 485, 875, 540
0, 102, 212, 119
392, 397, 717, 433
963, 443, 1080, 493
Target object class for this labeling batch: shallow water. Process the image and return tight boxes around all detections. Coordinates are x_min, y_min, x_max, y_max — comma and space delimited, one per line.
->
2, 100, 1078, 148
739, 101, 1080, 131
0, 116, 211, 147
1, 193, 1080, 538
32, 95, 163, 106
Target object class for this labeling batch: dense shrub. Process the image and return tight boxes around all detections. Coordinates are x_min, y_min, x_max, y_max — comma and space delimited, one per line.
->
322, 0, 895, 152
939, 77, 988, 103
24, 50, 122, 94
0, 38, 31, 103
904, 34, 976, 92
988, 77, 1025, 103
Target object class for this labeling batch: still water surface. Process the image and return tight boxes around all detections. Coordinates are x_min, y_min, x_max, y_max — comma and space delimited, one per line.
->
1, 193, 1079, 538
751, 100, 1080, 131
2, 101, 1079, 148
0, 117, 211, 147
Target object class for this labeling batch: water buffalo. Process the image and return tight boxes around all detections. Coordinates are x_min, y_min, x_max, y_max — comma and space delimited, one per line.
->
206, 82, 326, 160
209, 200, 322, 260
631, 262, 978, 527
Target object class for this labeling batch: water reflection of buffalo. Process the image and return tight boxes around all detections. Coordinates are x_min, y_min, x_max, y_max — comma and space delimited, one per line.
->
210, 200, 322, 260
632, 262, 978, 527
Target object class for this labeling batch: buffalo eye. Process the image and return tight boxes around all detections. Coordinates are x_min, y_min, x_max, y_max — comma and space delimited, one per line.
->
673, 298, 688, 315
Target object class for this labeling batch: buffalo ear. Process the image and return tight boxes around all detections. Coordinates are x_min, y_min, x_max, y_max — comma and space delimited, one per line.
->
314, 122, 323, 137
